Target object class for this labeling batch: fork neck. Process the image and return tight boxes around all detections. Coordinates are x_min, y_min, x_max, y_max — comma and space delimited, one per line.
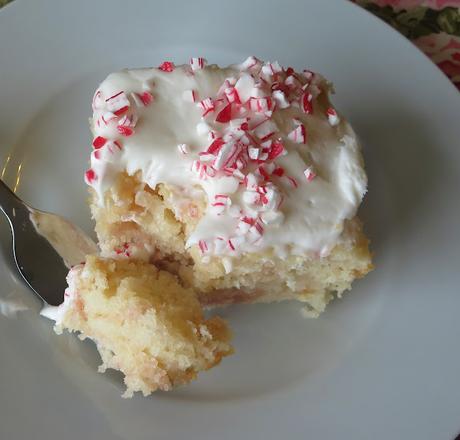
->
0, 179, 26, 219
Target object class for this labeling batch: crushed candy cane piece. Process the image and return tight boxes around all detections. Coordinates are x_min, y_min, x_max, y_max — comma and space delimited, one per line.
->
224, 86, 240, 104
84, 169, 97, 184
198, 98, 215, 116
117, 125, 134, 136
138, 91, 154, 106
287, 123, 306, 144
285, 176, 298, 188
248, 96, 272, 113
105, 91, 130, 115
304, 166, 316, 182
159, 61, 175, 72
215, 103, 232, 123
198, 239, 209, 254
234, 73, 256, 103
239, 56, 261, 70
190, 57, 207, 71
177, 144, 190, 155
301, 92, 313, 114
326, 108, 340, 126
92, 136, 107, 149
272, 90, 290, 109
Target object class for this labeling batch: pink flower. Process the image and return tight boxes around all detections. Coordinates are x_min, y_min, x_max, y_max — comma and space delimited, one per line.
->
372, 0, 460, 10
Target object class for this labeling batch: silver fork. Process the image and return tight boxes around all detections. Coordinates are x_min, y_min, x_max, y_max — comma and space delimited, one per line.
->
0, 179, 98, 306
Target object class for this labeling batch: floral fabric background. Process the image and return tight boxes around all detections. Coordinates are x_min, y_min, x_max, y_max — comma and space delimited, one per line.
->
354, 0, 460, 90
0, 0, 459, 90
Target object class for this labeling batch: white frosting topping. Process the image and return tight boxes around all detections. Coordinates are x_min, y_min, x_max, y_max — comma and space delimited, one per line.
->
86, 58, 367, 258
29, 210, 98, 268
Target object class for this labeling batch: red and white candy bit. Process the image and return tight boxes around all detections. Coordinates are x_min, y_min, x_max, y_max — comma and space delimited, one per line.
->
243, 172, 259, 189
190, 57, 207, 71
285, 75, 301, 90
84, 169, 97, 185
191, 160, 216, 179
198, 239, 209, 254
117, 114, 137, 136
253, 119, 276, 140
198, 152, 215, 162
234, 73, 256, 103
214, 141, 242, 170
177, 143, 190, 155
100, 111, 117, 126
105, 140, 122, 155
158, 61, 175, 72
237, 216, 256, 234
92, 90, 103, 110
304, 166, 316, 182
302, 69, 315, 81
285, 175, 298, 188
206, 137, 225, 154
247, 218, 264, 243
215, 103, 232, 123
198, 97, 215, 116
261, 61, 282, 77
224, 86, 240, 104
210, 194, 231, 215
138, 91, 154, 106
248, 96, 272, 113
239, 56, 261, 70
92, 136, 107, 149
131, 91, 154, 107
117, 125, 134, 136
301, 91, 313, 114
227, 238, 236, 251
326, 107, 340, 126
182, 89, 197, 103
287, 122, 307, 144
105, 91, 130, 116
248, 147, 260, 160
268, 140, 287, 160
114, 242, 131, 257
272, 90, 290, 109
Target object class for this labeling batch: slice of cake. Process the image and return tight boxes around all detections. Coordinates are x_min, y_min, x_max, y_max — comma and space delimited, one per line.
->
43, 255, 233, 397
85, 57, 372, 316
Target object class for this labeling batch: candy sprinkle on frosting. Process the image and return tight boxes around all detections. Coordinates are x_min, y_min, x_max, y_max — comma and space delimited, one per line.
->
87, 58, 368, 259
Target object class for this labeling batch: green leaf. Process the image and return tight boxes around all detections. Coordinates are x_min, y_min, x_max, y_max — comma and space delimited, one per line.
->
437, 8, 460, 36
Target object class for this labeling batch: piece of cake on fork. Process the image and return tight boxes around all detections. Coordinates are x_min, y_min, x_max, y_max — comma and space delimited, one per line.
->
45, 255, 233, 397
86, 57, 372, 316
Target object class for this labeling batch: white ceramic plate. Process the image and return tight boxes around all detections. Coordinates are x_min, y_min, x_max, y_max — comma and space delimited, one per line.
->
1, 0, 459, 439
